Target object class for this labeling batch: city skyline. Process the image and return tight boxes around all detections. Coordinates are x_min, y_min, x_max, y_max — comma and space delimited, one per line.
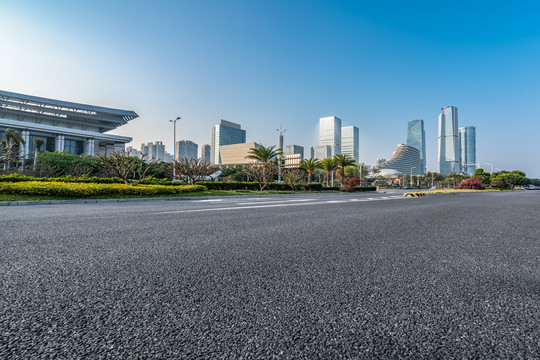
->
1, 1, 539, 176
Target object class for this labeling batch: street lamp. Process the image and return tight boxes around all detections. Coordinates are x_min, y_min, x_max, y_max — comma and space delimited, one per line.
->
410, 167, 416, 187
169, 116, 181, 180
485, 162, 493, 174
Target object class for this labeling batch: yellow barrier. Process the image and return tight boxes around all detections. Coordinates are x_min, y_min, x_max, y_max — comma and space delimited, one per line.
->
403, 192, 426, 197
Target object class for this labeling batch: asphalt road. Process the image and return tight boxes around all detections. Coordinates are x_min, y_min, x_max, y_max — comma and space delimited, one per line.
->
1, 191, 539, 359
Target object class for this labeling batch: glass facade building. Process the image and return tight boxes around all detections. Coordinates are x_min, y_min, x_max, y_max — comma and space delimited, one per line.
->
201, 144, 211, 162
406, 120, 426, 174
438, 106, 461, 175
459, 126, 476, 175
210, 120, 246, 164
378, 144, 422, 175
311, 145, 332, 160
341, 125, 359, 163
319, 116, 341, 157
176, 140, 198, 160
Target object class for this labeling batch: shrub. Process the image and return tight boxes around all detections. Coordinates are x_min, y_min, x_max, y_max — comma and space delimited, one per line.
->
490, 180, 508, 188
456, 179, 485, 190
0, 181, 206, 197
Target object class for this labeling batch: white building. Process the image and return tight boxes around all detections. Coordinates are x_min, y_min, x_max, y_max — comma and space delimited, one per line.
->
0, 90, 135, 157
319, 116, 341, 157
341, 125, 359, 163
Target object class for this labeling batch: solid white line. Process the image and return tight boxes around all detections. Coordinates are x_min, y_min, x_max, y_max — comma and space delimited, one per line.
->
195, 199, 223, 202
235, 199, 315, 206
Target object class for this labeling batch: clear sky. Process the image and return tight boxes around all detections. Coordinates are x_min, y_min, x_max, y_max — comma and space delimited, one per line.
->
1, 0, 539, 176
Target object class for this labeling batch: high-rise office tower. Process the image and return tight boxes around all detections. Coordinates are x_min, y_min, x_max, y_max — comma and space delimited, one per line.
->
459, 126, 476, 175
341, 125, 359, 163
201, 144, 211, 162
438, 106, 461, 175
141, 141, 166, 161
407, 120, 426, 174
319, 116, 341, 157
176, 140, 198, 160
311, 145, 332, 160
285, 145, 304, 161
210, 120, 246, 164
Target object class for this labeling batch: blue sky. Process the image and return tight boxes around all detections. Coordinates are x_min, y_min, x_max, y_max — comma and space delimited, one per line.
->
1, 0, 539, 176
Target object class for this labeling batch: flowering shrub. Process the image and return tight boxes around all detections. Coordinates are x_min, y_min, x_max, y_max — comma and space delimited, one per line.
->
455, 179, 485, 190
348, 178, 361, 187
490, 180, 508, 188
0, 181, 206, 197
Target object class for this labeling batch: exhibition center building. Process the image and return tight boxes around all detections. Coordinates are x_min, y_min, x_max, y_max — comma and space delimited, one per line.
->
0, 90, 137, 158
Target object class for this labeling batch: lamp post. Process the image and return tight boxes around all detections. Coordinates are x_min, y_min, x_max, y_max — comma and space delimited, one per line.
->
169, 116, 181, 180
485, 162, 493, 174
276, 127, 286, 182
410, 166, 416, 187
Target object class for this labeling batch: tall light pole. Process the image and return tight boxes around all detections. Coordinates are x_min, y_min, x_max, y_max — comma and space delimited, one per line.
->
410, 166, 416, 187
276, 126, 286, 182
485, 162, 493, 174
169, 116, 181, 180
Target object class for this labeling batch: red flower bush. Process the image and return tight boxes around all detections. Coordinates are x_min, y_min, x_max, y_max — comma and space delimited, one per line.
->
456, 179, 485, 190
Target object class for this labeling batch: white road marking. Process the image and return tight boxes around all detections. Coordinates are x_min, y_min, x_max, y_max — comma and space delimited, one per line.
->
235, 199, 315, 206
159, 195, 405, 214
195, 199, 223, 202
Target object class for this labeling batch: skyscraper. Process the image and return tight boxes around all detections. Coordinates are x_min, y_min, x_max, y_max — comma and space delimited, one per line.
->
438, 106, 461, 175
311, 145, 332, 160
341, 125, 359, 163
285, 145, 304, 161
201, 144, 211, 162
459, 126, 476, 175
210, 120, 246, 164
407, 120, 426, 174
319, 116, 341, 157
176, 140, 198, 160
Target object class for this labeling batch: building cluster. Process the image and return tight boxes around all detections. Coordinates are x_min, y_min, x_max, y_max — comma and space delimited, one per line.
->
0, 90, 477, 177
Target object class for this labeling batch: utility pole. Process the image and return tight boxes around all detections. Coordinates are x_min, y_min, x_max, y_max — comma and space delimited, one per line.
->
276, 126, 286, 182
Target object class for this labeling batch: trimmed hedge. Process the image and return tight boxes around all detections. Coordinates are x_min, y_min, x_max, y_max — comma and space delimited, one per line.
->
0, 174, 125, 184
0, 181, 206, 197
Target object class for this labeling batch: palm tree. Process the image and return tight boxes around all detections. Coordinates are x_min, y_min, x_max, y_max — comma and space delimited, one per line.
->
3, 128, 25, 171
245, 145, 280, 165
300, 158, 321, 183
334, 154, 356, 185
320, 157, 338, 187
245, 145, 281, 185
33, 138, 45, 170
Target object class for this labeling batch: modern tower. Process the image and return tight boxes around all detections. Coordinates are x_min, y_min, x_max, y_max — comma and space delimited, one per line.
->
341, 125, 359, 163
201, 144, 211, 162
311, 145, 332, 160
210, 120, 246, 164
377, 144, 422, 175
438, 106, 461, 175
319, 116, 341, 157
407, 120, 426, 174
176, 140, 198, 160
459, 126, 476, 175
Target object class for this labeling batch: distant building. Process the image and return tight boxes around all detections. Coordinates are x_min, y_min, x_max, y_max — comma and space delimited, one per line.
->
219, 142, 260, 165
127, 147, 141, 158
176, 140, 198, 160
378, 144, 422, 175
285, 145, 304, 161
319, 116, 341, 157
407, 120, 426, 174
284, 154, 302, 168
341, 125, 359, 163
375, 158, 387, 167
311, 145, 332, 160
211, 120, 246, 164
201, 144, 211, 162
0, 90, 135, 156
438, 106, 461, 175
140, 141, 166, 161
459, 126, 476, 175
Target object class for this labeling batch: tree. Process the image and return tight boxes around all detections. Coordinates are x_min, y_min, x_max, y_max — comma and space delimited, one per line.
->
282, 168, 306, 191
333, 154, 355, 186
98, 149, 157, 185
219, 165, 248, 181
245, 145, 280, 185
3, 128, 25, 171
300, 158, 321, 183
243, 163, 279, 190
33, 138, 45, 171
472, 168, 491, 185
173, 157, 219, 184
320, 157, 338, 187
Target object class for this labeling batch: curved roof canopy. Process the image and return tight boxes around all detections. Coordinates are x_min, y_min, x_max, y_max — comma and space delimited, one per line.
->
0, 90, 138, 133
